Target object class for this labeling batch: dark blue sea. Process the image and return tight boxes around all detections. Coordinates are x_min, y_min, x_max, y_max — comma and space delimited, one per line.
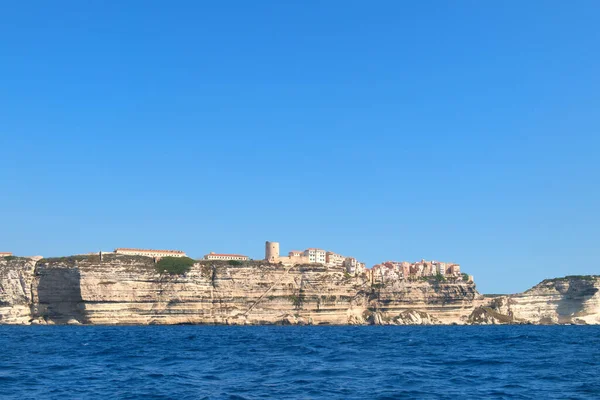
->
1, 326, 599, 399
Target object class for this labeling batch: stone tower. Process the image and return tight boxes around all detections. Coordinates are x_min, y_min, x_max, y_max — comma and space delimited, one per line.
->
265, 241, 280, 262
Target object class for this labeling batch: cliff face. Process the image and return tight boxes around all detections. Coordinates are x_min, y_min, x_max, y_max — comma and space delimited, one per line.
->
0, 258, 36, 324
1, 255, 598, 325
1, 255, 481, 325
62, 256, 372, 325
472, 276, 600, 325
369, 279, 482, 324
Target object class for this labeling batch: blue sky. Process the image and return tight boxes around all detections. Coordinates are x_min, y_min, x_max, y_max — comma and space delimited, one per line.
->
1, 2, 598, 294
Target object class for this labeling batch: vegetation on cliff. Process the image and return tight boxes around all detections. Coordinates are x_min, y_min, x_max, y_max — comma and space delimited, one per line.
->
37, 255, 99, 266
540, 275, 599, 283
420, 274, 446, 282
156, 257, 195, 275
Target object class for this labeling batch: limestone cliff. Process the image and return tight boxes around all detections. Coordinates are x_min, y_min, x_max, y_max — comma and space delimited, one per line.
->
0, 254, 480, 325
370, 278, 482, 324
1, 255, 598, 325
30, 255, 481, 325
470, 276, 600, 325
0, 257, 36, 324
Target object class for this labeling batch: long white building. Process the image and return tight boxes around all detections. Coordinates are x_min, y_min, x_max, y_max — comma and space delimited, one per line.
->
204, 252, 249, 261
114, 248, 186, 258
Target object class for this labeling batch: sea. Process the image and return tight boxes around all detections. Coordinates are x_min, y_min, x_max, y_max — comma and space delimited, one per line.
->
0, 325, 599, 399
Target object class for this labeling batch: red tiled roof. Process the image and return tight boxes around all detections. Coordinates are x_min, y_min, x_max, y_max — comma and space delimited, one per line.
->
0, 252, 12, 255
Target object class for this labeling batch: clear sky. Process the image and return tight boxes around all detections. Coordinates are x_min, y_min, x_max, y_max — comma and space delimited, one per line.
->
1, 1, 598, 294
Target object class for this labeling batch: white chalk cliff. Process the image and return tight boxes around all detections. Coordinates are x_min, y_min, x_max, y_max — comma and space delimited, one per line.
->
1, 255, 598, 325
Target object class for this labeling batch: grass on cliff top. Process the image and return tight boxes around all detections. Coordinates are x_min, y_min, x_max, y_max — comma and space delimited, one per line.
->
37, 255, 99, 266
36, 254, 160, 270
156, 256, 195, 275
541, 275, 599, 283
2, 255, 27, 261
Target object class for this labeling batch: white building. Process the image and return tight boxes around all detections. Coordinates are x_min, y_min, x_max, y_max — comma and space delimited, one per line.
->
304, 248, 327, 264
326, 251, 346, 267
437, 263, 446, 275
204, 252, 249, 261
344, 257, 366, 275
114, 248, 186, 258
1, 252, 13, 258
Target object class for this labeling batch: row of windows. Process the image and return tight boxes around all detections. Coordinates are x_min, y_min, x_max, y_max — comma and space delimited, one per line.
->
122, 252, 183, 257
206, 257, 248, 260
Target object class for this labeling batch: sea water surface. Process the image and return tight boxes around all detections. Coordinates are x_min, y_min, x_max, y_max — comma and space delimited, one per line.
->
0, 325, 599, 399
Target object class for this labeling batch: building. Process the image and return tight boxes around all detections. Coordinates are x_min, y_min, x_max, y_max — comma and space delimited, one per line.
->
304, 248, 327, 264
277, 253, 310, 266
114, 248, 186, 258
436, 262, 445, 275
422, 261, 434, 276
204, 252, 249, 261
266, 241, 330, 266
1, 252, 13, 258
326, 251, 346, 267
265, 242, 310, 266
345, 257, 367, 275
372, 259, 460, 280
400, 261, 411, 278
265, 241, 280, 263
447, 263, 461, 276
264, 241, 364, 268
371, 263, 397, 283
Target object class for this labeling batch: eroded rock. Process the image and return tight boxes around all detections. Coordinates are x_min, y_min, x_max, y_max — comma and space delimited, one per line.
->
1, 255, 598, 325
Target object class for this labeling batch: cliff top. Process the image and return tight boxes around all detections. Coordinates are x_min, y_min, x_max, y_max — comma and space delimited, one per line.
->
539, 275, 599, 284
522, 275, 600, 296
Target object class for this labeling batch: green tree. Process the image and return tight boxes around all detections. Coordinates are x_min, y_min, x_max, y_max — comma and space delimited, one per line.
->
156, 257, 195, 275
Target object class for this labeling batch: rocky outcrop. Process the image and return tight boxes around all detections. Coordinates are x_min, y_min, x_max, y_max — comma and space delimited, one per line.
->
470, 276, 600, 325
468, 305, 518, 325
387, 310, 440, 325
372, 278, 482, 324
1, 255, 598, 325
0, 257, 36, 324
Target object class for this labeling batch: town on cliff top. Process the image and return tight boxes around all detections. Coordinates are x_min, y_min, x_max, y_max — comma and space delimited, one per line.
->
1, 240, 471, 283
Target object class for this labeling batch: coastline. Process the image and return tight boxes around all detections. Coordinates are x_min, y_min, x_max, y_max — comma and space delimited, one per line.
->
1, 255, 598, 326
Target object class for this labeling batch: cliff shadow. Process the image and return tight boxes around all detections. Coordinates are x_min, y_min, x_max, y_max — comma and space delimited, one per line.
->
556, 280, 598, 322
36, 267, 88, 324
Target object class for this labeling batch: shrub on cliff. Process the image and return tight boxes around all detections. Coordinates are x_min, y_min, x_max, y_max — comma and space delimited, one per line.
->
288, 293, 305, 308
156, 257, 195, 275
